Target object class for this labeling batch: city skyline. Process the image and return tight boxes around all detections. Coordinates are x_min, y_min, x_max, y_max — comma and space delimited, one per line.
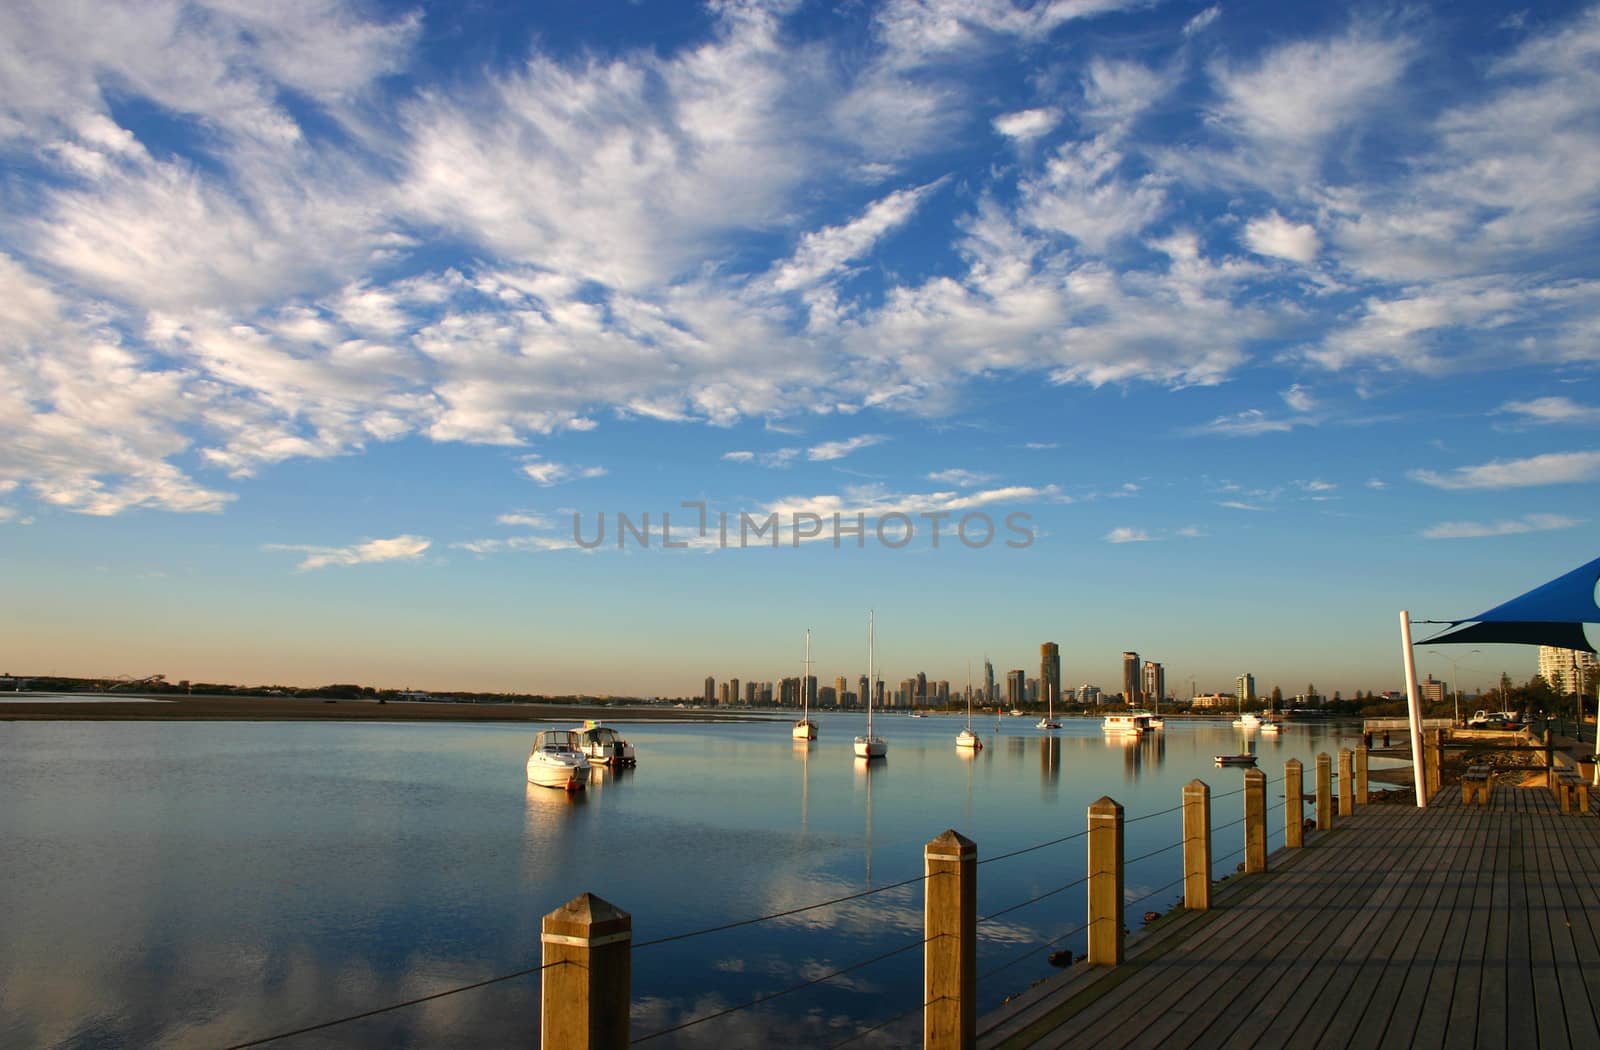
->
2, 2, 1597, 695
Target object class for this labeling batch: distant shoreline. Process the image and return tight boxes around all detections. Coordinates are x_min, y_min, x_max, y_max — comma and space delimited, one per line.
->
0, 693, 776, 724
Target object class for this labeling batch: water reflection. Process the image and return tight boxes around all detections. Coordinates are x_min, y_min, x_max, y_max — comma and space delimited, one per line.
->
1039, 736, 1060, 799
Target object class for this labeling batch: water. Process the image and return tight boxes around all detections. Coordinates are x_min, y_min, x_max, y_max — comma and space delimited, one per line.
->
0, 714, 1378, 1048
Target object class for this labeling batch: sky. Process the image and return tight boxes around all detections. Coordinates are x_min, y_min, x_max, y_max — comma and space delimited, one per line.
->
2, 0, 1598, 699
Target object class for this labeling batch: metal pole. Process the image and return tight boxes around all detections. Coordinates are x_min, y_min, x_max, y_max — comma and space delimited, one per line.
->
1401, 610, 1427, 808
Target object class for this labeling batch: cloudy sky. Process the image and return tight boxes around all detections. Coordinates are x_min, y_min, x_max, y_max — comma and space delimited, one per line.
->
2, 0, 1597, 697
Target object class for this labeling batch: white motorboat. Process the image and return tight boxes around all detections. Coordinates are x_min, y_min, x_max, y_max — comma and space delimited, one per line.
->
793, 629, 818, 741
527, 729, 592, 791
854, 612, 887, 760
572, 720, 636, 767
1259, 720, 1282, 734
1232, 712, 1262, 729
1102, 712, 1145, 736
1130, 708, 1164, 730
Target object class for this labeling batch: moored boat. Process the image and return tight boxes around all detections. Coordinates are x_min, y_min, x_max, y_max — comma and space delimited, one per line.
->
793, 629, 818, 741
572, 720, 637, 767
1214, 753, 1257, 767
854, 612, 887, 760
1102, 712, 1144, 736
527, 729, 593, 791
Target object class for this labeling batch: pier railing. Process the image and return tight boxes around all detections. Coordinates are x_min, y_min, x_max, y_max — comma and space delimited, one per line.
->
221, 749, 1375, 1050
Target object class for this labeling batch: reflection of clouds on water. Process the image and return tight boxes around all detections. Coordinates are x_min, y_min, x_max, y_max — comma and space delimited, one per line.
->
632, 992, 913, 1049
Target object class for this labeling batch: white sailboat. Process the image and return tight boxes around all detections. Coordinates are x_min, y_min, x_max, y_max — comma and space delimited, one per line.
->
792, 628, 818, 741
854, 611, 887, 760
1036, 679, 1060, 730
957, 662, 982, 751
1232, 691, 1260, 729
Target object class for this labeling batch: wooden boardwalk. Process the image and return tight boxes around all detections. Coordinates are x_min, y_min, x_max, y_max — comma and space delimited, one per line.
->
978, 786, 1600, 1050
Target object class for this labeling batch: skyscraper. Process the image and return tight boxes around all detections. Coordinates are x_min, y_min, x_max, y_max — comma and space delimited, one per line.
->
1142, 661, 1164, 707
730, 678, 740, 707
858, 675, 870, 709
1122, 651, 1141, 706
1237, 673, 1256, 703
703, 676, 715, 704
984, 659, 996, 702
1006, 669, 1026, 706
915, 671, 927, 705
1041, 642, 1061, 709
835, 676, 848, 705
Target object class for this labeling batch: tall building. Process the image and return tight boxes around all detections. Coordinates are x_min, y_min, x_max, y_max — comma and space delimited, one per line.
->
1236, 673, 1256, 703
835, 676, 848, 704
1539, 646, 1597, 696
915, 671, 927, 705
1420, 675, 1446, 705
1122, 651, 1141, 706
703, 676, 715, 704
984, 659, 996, 702
1041, 642, 1061, 709
730, 678, 740, 707
1143, 661, 1164, 707
803, 674, 818, 709
744, 680, 757, 706
1006, 669, 1026, 706
858, 675, 870, 709
717, 682, 730, 706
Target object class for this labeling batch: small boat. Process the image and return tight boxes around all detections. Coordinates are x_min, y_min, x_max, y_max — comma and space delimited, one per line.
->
573, 720, 636, 766
1214, 753, 1258, 767
1102, 712, 1144, 736
854, 611, 887, 760
1036, 686, 1061, 730
1259, 720, 1282, 734
1232, 712, 1262, 729
909, 712, 926, 718
1129, 708, 1163, 730
793, 629, 818, 741
527, 729, 592, 791
956, 663, 982, 751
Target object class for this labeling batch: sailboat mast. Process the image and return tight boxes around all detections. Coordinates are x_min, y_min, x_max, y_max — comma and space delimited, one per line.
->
867, 610, 875, 736
803, 628, 811, 721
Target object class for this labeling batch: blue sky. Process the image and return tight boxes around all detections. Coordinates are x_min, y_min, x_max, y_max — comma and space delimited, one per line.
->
2, 0, 1597, 698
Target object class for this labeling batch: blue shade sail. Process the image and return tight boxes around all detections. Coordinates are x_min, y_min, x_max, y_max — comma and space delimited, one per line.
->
1420, 555, 1600, 653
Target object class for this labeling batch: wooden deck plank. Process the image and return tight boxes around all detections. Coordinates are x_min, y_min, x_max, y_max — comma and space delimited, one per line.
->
976, 785, 1600, 1050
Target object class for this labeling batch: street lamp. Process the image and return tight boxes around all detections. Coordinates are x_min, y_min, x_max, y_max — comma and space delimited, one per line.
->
1428, 649, 1481, 726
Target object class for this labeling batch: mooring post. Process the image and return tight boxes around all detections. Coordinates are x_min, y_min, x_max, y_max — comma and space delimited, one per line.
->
1355, 746, 1369, 805
1423, 732, 1441, 801
1545, 729, 1556, 789
1338, 749, 1354, 817
924, 830, 977, 1050
1285, 759, 1304, 849
1087, 796, 1124, 965
1244, 768, 1267, 873
1182, 780, 1211, 910
541, 893, 631, 1050
1316, 752, 1333, 830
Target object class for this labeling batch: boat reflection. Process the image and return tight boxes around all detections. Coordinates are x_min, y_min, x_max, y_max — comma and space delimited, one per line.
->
1039, 735, 1060, 799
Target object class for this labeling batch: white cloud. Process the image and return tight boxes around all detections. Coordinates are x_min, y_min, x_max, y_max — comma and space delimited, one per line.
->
522, 459, 608, 486
1024, 442, 1058, 450
1365, 478, 1388, 489
1244, 212, 1319, 263
1198, 409, 1297, 437
0, 507, 14, 523
993, 108, 1060, 141
265, 534, 431, 571
1281, 384, 1316, 412
1217, 500, 1268, 511
927, 468, 997, 487
768, 181, 943, 293
1106, 526, 1152, 543
1296, 479, 1336, 492
1496, 397, 1600, 425
1183, 6, 1221, 37
808, 434, 887, 461
497, 512, 554, 528
722, 451, 756, 462
1421, 514, 1582, 540
1409, 450, 1600, 490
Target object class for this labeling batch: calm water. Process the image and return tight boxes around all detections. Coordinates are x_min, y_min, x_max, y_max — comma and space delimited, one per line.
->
0, 714, 1378, 1048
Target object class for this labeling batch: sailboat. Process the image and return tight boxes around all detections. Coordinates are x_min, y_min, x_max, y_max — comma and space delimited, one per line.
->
853, 611, 887, 760
957, 663, 982, 751
1232, 690, 1261, 729
1035, 680, 1060, 730
792, 629, 818, 741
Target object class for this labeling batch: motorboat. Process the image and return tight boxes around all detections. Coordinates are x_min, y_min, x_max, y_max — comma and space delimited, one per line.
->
1232, 712, 1262, 729
854, 612, 887, 760
1129, 708, 1164, 730
572, 720, 636, 767
1102, 712, 1145, 736
1214, 754, 1258, 767
527, 729, 593, 791
793, 629, 818, 741
1259, 720, 1282, 734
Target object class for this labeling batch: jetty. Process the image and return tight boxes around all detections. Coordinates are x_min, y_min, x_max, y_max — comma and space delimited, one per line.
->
977, 767, 1600, 1049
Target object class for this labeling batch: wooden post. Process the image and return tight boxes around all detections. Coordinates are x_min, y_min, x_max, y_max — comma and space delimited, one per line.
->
924, 830, 976, 1050
1355, 746, 1369, 805
1316, 752, 1333, 830
541, 893, 631, 1050
1338, 749, 1354, 817
1545, 729, 1555, 789
1182, 780, 1211, 910
1423, 732, 1440, 801
1244, 768, 1267, 873
1285, 759, 1304, 849
1087, 796, 1124, 965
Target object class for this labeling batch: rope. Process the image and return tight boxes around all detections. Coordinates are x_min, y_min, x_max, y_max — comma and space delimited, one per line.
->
977, 874, 1090, 924
634, 872, 926, 950
978, 827, 1089, 866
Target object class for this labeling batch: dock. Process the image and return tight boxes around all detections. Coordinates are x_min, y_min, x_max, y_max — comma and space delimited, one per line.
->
978, 784, 1600, 1049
